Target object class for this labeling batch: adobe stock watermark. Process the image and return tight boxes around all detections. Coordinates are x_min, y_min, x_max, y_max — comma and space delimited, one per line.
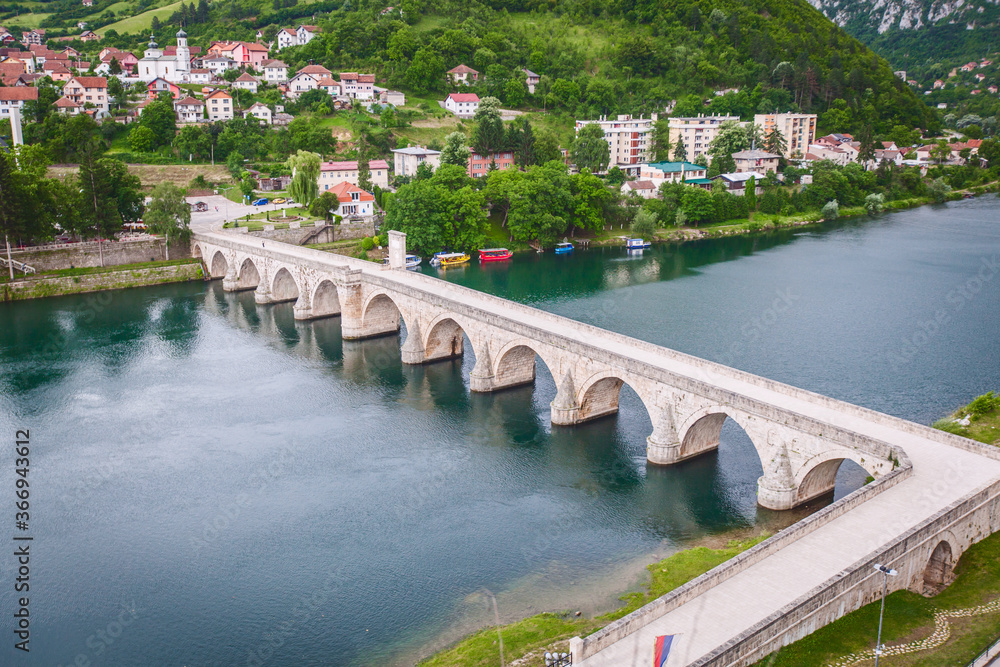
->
189, 445, 296, 556
55, 599, 142, 667
887, 254, 998, 370
244, 565, 346, 666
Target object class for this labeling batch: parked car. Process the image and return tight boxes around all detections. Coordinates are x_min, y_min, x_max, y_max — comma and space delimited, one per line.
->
272, 197, 286, 204
252, 198, 268, 206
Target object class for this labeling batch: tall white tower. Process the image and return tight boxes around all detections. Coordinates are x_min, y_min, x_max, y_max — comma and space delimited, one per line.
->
175, 27, 190, 76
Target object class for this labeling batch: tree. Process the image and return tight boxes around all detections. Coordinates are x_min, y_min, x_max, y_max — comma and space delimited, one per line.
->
571, 123, 610, 174
440, 132, 470, 168
384, 166, 488, 254
864, 193, 885, 215
680, 187, 715, 225
286, 150, 321, 206
309, 191, 339, 220
129, 125, 157, 153
510, 117, 536, 169
144, 182, 190, 260
763, 126, 786, 158
708, 120, 752, 170
930, 140, 951, 165
174, 125, 211, 160
745, 175, 757, 214
928, 178, 951, 203
648, 119, 672, 161
504, 79, 524, 108
631, 209, 658, 237
672, 138, 687, 162
77, 141, 137, 264
821, 200, 839, 219
472, 96, 505, 158
138, 94, 177, 148
109, 57, 122, 75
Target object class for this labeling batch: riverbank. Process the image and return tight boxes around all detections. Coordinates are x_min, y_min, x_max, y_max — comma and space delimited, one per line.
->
933, 390, 1000, 446
418, 532, 770, 667
0, 259, 204, 301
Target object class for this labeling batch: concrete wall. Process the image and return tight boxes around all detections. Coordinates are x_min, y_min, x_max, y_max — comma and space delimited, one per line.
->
11, 239, 191, 272
334, 221, 376, 241
1, 262, 204, 301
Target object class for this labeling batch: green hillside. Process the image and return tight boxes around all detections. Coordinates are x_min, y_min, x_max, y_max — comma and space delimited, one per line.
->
80, 0, 940, 136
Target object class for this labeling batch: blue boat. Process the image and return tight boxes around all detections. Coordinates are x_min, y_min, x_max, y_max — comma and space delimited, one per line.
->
554, 242, 574, 254
627, 238, 651, 249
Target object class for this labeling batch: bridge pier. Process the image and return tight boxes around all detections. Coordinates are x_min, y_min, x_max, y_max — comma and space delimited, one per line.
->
400, 320, 425, 364
758, 444, 806, 511
254, 281, 273, 305
293, 292, 313, 320
469, 345, 495, 392
550, 372, 581, 425
646, 406, 683, 465
341, 271, 402, 340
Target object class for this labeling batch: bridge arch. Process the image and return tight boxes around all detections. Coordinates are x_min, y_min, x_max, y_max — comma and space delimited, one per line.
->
270, 267, 300, 303
234, 256, 261, 291
491, 339, 558, 392
422, 313, 469, 363
310, 279, 341, 319
192, 243, 202, 258
576, 370, 656, 425
677, 405, 761, 463
360, 291, 404, 339
794, 450, 877, 506
922, 539, 955, 595
209, 250, 228, 279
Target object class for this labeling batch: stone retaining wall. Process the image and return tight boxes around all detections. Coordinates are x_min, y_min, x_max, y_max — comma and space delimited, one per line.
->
11, 239, 190, 272
1, 262, 204, 301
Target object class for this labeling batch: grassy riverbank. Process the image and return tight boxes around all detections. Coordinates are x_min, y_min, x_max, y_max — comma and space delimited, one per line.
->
420, 534, 769, 667
755, 528, 1000, 666
933, 390, 1000, 446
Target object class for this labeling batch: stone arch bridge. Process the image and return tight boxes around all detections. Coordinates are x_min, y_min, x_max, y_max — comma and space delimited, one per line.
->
192, 231, 1000, 666
194, 231, 902, 512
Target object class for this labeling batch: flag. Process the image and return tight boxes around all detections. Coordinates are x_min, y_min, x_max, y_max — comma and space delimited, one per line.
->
653, 634, 674, 667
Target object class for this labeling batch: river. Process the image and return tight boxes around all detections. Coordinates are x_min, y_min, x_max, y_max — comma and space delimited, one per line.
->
0, 197, 998, 666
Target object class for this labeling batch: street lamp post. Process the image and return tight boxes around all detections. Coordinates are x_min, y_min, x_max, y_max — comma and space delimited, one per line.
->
873, 563, 898, 667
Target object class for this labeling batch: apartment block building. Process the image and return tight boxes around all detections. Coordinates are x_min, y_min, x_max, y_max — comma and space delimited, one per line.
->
754, 112, 817, 158
574, 114, 657, 174
667, 114, 741, 163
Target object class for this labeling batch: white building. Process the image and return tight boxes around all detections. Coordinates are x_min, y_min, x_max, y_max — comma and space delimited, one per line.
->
340, 72, 375, 100
275, 28, 297, 50
667, 114, 740, 163
0, 87, 37, 118
233, 72, 259, 93
174, 96, 204, 123
261, 59, 288, 83
245, 102, 272, 125
392, 146, 441, 177
326, 182, 376, 218
62, 76, 109, 113
444, 92, 479, 117
296, 25, 318, 45
574, 114, 658, 174
189, 69, 211, 84
286, 72, 318, 98
136, 29, 190, 83
205, 89, 233, 121
754, 112, 817, 158
203, 56, 236, 76
316, 77, 341, 96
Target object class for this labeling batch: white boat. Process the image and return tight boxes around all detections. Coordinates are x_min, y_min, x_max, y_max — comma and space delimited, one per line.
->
382, 254, 422, 269
627, 238, 651, 249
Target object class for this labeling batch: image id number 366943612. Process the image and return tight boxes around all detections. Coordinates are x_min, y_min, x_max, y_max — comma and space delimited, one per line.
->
13, 429, 32, 653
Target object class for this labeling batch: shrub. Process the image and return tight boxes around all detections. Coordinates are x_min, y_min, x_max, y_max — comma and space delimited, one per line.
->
821, 199, 839, 220
968, 391, 1000, 418
361, 237, 375, 251
631, 209, 658, 237
780, 204, 795, 217
864, 193, 885, 215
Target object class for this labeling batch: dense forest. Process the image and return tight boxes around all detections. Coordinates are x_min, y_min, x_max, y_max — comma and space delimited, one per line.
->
75, 0, 943, 134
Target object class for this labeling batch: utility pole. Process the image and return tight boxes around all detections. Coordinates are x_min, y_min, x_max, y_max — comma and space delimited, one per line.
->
873, 563, 898, 667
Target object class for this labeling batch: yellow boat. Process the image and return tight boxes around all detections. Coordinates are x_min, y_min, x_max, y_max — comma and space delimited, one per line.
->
431, 252, 470, 267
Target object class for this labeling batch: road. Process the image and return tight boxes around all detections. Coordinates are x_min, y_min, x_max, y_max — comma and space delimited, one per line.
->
186, 195, 302, 232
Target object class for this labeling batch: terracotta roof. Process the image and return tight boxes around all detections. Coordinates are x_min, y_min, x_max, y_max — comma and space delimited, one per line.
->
54, 96, 79, 107
175, 96, 204, 106
190, 68, 210, 74
299, 64, 331, 75
320, 160, 390, 171
205, 89, 232, 99
44, 62, 70, 73
0, 87, 38, 100
448, 64, 478, 74
71, 76, 107, 88
262, 59, 287, 68
235, 72, 259, 82
447, 93, 479, 103
243, 42, 269, 52
329, 181, 374, 202
625, 180, 656, 190
316, 77, 338, 86
357, 74, 375, 83
279, 28, 297, 36
298, 25, 318, 32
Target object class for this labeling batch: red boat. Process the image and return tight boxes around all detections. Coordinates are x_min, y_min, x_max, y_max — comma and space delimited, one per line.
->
479, 248, 513, 262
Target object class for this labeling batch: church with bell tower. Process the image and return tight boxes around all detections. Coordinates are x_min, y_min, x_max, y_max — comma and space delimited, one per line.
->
137, 28, 192, 83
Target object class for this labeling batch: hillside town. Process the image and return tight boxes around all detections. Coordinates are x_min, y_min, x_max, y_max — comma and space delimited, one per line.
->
0, 22, 993, 227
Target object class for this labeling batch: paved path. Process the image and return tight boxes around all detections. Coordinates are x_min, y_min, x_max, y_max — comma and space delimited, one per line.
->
196, 231, 1000, 666
187, 195, 300, 232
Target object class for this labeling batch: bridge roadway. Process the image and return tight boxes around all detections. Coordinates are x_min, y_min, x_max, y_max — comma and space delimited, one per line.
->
192, 231, 1000, 666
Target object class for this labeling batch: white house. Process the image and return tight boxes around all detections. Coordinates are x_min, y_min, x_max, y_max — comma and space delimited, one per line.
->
261, 59, 288, 83
203, 56, 236, 76
326, 181, 376, 218
189, 68, 211, 84
0, 86, 37, 118
205, 89, 233, 121
233, 72, 259, 93
316, 77, 341, 96
340, 72, 375, 100
296, 25, 318, 45
392, 146, 441, 177
286, 72, 318, 97
63, 75, 109, 113
444, 92, 479, 117
245, 102, 272, 125
621, 180, 657, 199
173, 96, 204, 123
275, 28, 297, 50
